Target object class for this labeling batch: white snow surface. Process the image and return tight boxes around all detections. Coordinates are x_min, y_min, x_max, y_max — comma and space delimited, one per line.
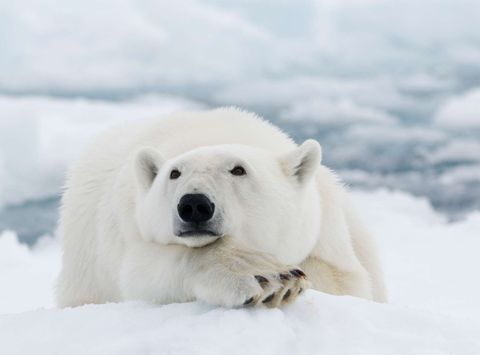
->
434, 88, 480, 129
1, 293, 479, 355
1, 190, 479, 354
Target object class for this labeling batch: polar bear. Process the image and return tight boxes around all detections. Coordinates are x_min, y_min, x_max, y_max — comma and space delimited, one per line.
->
56, 108, 386, 308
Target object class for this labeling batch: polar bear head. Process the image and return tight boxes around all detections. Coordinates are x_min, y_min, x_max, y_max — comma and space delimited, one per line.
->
133, 141, 321, 260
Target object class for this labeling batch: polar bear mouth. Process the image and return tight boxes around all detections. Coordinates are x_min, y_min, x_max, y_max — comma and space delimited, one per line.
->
177, 230, 221, 238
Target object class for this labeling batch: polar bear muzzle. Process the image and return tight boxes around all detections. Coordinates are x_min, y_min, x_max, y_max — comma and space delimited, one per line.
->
178, 194, 215, 224
175, 193, 220, 237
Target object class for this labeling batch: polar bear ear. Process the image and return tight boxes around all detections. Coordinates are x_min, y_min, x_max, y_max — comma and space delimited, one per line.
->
134, 147, 165, 192
281, 139, 322, 184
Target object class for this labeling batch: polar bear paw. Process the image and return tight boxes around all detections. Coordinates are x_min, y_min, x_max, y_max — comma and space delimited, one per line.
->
192, 263, 310, 308
191, 241, 311, 308
243, 268, 310, 308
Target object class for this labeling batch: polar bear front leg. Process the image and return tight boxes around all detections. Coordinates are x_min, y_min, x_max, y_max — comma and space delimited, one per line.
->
186, 239, 310, 308
120, 238, 309, 308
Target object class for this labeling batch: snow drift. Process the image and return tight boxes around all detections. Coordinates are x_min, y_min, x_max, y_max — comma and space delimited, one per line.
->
1, 292, 479, 355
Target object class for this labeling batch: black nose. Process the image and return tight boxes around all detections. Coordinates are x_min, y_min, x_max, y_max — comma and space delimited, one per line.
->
178, 194, 215, 223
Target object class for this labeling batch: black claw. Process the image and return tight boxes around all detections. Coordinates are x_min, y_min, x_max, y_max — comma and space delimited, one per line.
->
298, 288, 304, 294
255, 275, 269, 284
290, 269, 306, 278
280, 273, 291, 281
262, 293, 275, 304
296, 269, 306, 277
244, 297, 255, 305
283, 289, 292, 301
290, 270, 300, 277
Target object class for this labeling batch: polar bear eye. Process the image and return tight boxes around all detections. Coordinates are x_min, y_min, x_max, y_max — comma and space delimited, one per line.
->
230, 166, 246, 176
170, 169, 181, 180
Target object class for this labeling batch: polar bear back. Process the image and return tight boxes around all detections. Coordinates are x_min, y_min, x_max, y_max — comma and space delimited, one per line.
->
86, 108, 297, 167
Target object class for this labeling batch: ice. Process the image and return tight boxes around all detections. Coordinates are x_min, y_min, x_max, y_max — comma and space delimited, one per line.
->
0, 231, 59, 314
429, 140, 480, 164
214, 77, 413, 113
353, 190, 480, 320
281, 97, 397, 124
434, 88, 480, 129
1, 189, 480, 354
0, 0, 278, 92
1, 293, 479, 355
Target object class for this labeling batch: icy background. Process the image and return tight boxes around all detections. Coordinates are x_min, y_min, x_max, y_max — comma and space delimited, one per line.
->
0, 1, 480, 353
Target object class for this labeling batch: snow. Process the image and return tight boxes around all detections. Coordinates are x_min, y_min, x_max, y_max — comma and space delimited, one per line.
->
434, 88, 480, 129
214, 76, 413, 114
1, 293, 479, 355
354, 190, 480, 320
281, 97, 397, 124
0, 0, 278, 91
0, 232, 60, 314
1, 190, 480, 354
429, 140, 480, 164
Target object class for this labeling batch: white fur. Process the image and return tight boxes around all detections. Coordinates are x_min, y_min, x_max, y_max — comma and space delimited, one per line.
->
56, 108, 386, 308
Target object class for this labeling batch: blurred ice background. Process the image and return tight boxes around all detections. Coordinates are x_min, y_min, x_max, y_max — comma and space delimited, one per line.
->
1, 0, 480, 244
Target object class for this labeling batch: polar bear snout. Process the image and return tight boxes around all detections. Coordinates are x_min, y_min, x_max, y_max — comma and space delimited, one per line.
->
178, 194, 215, 223
175, 193, 222, 238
